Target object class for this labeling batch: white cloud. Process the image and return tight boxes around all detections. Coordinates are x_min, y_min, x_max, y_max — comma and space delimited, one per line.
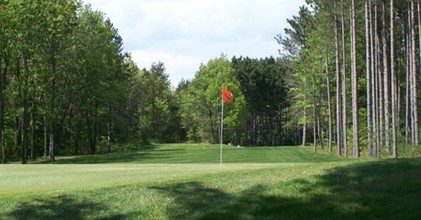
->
83, 0, 307, 86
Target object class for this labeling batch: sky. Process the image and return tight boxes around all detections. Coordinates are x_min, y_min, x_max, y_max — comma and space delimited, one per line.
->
83, 0, 307, 87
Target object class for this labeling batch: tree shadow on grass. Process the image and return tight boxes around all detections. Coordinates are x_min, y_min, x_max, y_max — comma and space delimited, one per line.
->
306, 158, 421, 219
151, 181, 237, 219
152, 158, 421, 219
6, 195, 140, 220
151, 181, 319, 219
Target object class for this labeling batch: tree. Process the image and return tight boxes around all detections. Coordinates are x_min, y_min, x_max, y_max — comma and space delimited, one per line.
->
276, 6, 314, 147
390, 0, 397, 158
340, 0, 347, 157
0, 0, 134, 161
232, 56, 291, 146
180, 56, 247, 144
382, 0, 390, 153
365, 0, 373, 157
132, 62, 178, 143
334, 0, 343, 156
404, 0, 419, 147
350, 0, 359, 157
411, 0, 419, 146
40, 0, 80, 161
0, 0, 11, 163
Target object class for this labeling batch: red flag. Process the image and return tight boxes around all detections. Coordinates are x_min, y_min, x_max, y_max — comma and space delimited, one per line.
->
222, 85, 233, 103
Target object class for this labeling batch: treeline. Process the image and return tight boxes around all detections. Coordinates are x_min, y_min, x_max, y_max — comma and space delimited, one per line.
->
0, 0, 297, 165
177, 56, 293, 146
0, 0, 141, 163
277, 0, 421, 158
2, 0, 420, 163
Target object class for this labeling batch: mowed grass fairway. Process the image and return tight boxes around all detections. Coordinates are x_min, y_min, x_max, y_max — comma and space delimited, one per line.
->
1, 144, 421, 219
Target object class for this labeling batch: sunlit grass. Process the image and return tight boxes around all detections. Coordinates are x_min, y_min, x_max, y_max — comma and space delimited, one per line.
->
0, 163, 293, 199
53, 143, 346, 164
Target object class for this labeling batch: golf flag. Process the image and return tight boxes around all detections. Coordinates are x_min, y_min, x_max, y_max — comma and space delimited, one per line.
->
220, 85, 233, 166
222, 85, 233, 103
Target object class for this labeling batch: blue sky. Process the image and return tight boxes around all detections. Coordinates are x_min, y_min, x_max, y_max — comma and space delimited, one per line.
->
83, 0, 307, 87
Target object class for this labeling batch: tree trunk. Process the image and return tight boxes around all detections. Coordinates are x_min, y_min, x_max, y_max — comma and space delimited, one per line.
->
49, 57, 57, 162
14, 117, 21, 151
208, 109, 216, 143
44, 118, 48, 158
30, 93, 36, 160
21, 82, 29, 164
374, 2, 381, 158
49, 125, 54, 162
313, 78, 317, 153
390, 0, 398, 158
375, 0, 384, 157
75, 117, 81, 155
382, 1, 390, 152
370, 0, 378, 157
88, 114, 95, 154
341, 0, 347, 157
410, 0, 419, 146
252, 113, 257, 145
107, 121, 112, 153
151, 75, 156, 140
317, 116, 324, 150
21, 103, 28, 164
366, 0, 373, 156
21, 57, 31, 164
0, 57, 7, 164
413, 0, 421, 146
93, 111, 98, 152
302, 109, 307, 146
350, 0, 359, 157
405, 6, 411, 144
334, 0, 342, 156
325, 55, 333, 153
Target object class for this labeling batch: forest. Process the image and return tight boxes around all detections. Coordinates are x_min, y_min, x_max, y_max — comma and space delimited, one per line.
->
1, 0, 420, 164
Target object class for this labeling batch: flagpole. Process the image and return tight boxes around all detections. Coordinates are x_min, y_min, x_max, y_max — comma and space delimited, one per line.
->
220, 90, 224, 166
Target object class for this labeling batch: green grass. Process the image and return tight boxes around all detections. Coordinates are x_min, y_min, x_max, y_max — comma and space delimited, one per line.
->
1, 144, 420, 219
52, 144, 344, 164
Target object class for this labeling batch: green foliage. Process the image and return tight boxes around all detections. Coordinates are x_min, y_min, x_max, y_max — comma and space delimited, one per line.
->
179, 56, 247, 143
132, 62, 181, 143
281, 3, 337, 133
2, 0, 419, 161
0, 0, 133, 160
232, 56, 292, 145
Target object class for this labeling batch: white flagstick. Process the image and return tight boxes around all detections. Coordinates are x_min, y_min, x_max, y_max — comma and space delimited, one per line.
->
220, 94, 224, 166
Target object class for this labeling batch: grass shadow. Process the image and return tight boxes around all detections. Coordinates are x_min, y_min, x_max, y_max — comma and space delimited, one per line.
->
6, 195, 140, 220
152, 158, 421, 219
151, 181, 319, 219
151, 182, 237, 219
302, 157, 421, 219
